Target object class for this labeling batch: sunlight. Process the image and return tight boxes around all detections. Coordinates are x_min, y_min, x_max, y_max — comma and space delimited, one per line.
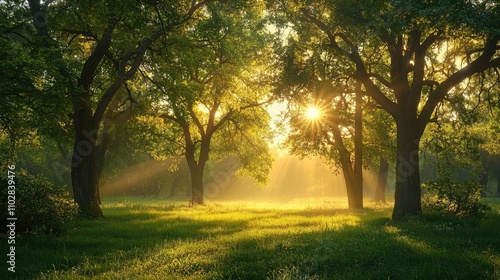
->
304, 106, 321, 121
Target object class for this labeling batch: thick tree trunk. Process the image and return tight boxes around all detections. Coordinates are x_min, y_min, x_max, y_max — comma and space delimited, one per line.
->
185, 139, 209, 205
183, 123, 211, 205
190, 165, 204, 205
374, 156, 388, 203
71, 102, 103, 218
392, 118, 422, 219
344, 168, 363, 209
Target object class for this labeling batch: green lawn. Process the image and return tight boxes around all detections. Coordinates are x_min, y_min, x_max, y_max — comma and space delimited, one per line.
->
2, 197, 500, 279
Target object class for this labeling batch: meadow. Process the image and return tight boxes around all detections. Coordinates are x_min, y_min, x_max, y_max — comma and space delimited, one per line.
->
2, 197, 500, 279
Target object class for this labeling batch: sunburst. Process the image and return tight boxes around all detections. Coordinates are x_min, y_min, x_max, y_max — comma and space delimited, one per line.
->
304, 106, 322, 121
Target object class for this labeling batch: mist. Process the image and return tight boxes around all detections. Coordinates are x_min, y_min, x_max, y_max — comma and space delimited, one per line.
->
100, 150, 389, 205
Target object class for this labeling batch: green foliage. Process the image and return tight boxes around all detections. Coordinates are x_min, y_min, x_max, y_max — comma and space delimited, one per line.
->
422, 178, 490, 217
0, 170, 77, 235
363, 108, 396, 169
424, 122, 485, 178
143, 0, 274, 185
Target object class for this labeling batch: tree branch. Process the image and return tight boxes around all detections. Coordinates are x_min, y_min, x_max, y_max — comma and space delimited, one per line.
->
93, 0, 215, 129
466, 45, 500, 63
300, 8, 347, 56
159, 113, 180, 124
191, 107, 207, 138
408, 32, 440, 112
418, 38, 500, 133
79, 20, 117, 90
368, 73, 392, 88
301, 7, 398, 117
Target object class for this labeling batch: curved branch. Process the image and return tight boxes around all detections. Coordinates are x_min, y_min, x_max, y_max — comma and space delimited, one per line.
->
93, 0, 215, 129
334, 32, 356, 54
300, 7, 398, 117
418, 38, 500, 134
300, 8, 348, 56
78, 20, 118, 90
369, 73, 392, 88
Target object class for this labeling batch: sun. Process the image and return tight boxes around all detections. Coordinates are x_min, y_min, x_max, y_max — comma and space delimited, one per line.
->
304, 106, 321, 120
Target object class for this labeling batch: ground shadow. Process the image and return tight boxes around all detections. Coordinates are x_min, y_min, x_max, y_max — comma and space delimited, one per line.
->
3, 201, 500, 279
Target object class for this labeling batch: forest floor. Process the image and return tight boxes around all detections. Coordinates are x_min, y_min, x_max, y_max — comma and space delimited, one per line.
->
3, 197, 500, 279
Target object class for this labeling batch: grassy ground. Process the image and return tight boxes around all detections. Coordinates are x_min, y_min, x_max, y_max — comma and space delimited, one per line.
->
2, 197, 500, 279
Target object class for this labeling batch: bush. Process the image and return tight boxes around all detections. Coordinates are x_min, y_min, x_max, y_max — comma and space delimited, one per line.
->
0, 170, 77, 235
422, 178, 491, 217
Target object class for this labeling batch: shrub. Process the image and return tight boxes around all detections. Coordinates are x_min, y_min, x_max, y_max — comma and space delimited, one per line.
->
422, 178, 491, 217
0, 170, 77, 235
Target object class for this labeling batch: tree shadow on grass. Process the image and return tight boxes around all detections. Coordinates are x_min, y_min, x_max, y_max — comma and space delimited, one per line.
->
5, 204, 249, 279
214, 211, 500, 280
5, 204, 500, 279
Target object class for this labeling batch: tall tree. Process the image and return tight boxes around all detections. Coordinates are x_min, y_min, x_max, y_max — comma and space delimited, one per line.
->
278, 44, 364, 208
144, 1, 273, 204
278, 0, 500, 218
24, 0, 213, 217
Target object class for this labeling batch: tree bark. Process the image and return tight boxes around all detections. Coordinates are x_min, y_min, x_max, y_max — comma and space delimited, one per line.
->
353, 88, 363, 208
392, 117, 422, 219
184, 125, 210, 205
374, 156, 388, 203
71, 101, 103, 218
189, 165, 204, 205
331, 123, 362, 209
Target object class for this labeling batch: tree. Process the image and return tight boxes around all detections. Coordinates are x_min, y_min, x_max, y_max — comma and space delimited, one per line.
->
277, 41, 364, 208
279, 0, 500, 218
23, 0, 213, 217
143, 1, 273, 204
0, 1, 72, 165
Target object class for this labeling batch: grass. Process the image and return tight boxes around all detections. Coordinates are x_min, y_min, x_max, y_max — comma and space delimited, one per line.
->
2, 197, 500, 279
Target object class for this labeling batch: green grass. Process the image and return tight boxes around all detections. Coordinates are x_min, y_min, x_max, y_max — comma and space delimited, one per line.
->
2, 197, 500, 279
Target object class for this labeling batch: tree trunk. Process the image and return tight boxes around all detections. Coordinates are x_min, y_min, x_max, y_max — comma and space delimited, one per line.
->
190, 165, 204, 205
374, 156, 388, 203
344, 167, 363, 209
392, 118, 422, 219
183, 124, 211, 205
479, 150, 489, 197
331, 124, 362, 209
185, 141, 208, 205
71, 101, 103, 218
353, 88, 363, 208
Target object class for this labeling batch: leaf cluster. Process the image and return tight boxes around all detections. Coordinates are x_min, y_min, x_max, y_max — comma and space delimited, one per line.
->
0, 169, 77, 235
422, 178, 490, 217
